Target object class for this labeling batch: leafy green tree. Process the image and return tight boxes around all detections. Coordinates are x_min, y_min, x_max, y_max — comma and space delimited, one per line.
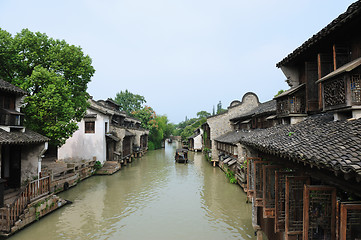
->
114, 89, 146, 115
196, 111, 211, 119
274, 89, 285, 97
24, 66, 78, 145
132, 106, 157, 130
216, 101, 227, 114
0, 28, 95, 146
132, 106, 175, 150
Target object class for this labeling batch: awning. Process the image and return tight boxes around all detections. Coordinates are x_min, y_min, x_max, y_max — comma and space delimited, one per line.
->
274, 83, 305, 99
228, 159, 237, 166
223, 157, 232, 164
106, 133, 120, 142
84, 114, 97, 119
241, 119, 251, 124
2, 109, 25, 115
266, 115, 277, 120
125, 130, 135, 137
316, 56, 361, 83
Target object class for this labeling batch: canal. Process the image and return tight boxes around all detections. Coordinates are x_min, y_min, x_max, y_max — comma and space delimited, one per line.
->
9, 142, 255, 240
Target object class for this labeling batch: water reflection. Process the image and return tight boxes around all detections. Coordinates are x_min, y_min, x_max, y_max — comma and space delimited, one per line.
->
8, 142, 255, 240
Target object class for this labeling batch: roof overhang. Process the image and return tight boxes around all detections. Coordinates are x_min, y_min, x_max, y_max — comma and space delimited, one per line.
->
266, 115, 277, 120
274, 83, 305, 99
241, 119, 251, 124
316, 57, 361, 83
106, 133, 120, 142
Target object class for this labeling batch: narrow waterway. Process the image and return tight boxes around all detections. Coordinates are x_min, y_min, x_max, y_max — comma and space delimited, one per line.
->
9, 142, 255, 240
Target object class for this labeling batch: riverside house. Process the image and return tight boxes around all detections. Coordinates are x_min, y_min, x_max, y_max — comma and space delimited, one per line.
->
187, 128, 203, 152
58, 98, 149, 166
204, 92, 260, 164
212, 100, 277, 185
226, 2, 361, 239
0, 79, 66, 236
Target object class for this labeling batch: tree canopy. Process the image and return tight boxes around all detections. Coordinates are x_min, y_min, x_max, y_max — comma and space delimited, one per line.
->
114, 89, 146, 115
274, 89, 285, 97
216, 101, 227, 114
0, 28, 95, 146
132, 105, 174, 150
196, 111, 211, 119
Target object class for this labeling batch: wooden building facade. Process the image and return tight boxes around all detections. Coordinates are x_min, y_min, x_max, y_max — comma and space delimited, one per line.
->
231, 2, 361, 239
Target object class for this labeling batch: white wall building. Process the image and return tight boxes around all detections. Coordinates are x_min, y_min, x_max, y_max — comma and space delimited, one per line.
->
58, 99, 112, 164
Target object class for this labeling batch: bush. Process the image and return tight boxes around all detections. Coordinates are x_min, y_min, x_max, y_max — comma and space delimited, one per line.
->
148, 141, 155, 150
226, 169, 237, 184
93, 161, 102, 170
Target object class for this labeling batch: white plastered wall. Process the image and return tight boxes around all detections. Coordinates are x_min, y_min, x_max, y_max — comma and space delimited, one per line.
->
58, 109, 110, 164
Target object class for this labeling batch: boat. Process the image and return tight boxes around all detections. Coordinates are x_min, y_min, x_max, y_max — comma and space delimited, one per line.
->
175, 149, 188, 163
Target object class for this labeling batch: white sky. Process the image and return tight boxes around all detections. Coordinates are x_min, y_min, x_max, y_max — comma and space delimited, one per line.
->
0, 0, 356, 123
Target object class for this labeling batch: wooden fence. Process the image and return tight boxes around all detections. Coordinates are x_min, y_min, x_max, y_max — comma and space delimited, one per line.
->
0, 176, 50, 232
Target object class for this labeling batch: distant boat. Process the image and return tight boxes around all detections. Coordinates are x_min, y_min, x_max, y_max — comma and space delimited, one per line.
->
175, 149, 188, 163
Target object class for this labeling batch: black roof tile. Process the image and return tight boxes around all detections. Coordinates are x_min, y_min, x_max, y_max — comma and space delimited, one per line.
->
239, 113, 361, 177
0, 79, 27, 95
0, 129, 48, 144
277, 0, 361, 67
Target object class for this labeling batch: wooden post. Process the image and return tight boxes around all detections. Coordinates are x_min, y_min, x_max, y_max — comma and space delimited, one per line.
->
333, 44, 337, 71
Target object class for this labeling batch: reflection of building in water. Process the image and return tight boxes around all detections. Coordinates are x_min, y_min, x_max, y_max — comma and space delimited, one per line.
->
194, 152, 253, 239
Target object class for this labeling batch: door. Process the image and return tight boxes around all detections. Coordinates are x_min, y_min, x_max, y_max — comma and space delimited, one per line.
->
1, 145, 21, 189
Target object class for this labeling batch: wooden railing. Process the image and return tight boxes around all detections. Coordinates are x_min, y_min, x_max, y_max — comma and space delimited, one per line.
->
0, 176, 50, 232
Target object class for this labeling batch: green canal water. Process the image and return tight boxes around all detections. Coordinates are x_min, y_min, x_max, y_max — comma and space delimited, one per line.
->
9, 142, 255, 240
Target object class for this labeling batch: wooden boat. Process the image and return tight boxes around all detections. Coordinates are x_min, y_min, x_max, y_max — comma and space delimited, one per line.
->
175, 149, 188, 163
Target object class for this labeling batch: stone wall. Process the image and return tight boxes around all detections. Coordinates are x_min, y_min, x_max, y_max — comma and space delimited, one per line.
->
8, 194, 67, 236
21, 143, 47, 184
111, 125, 126, 155
207, 92, 260, 160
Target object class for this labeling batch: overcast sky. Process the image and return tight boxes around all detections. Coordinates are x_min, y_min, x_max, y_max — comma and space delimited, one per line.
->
0, 0, 356, 123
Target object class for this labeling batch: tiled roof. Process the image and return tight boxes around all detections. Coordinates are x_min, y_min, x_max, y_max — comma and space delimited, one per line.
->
0, 129, 48, 144
215, 130, 246, 144
0, 79, 27, 95
273, 84, 305, 99
231, 100, 277, 121
88, 99, 114, 116
239, 113, 361, 177
187, 132, 200, 139
90, 99, 142, 123
277, 0, 361, 67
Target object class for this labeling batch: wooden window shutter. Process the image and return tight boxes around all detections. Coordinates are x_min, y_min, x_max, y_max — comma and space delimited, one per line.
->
339, 202, 361, 240
285, 176, 310, 240
246, 157, 261, 200
253, 160, 270, 207
303, 185, 336, 240
275, 171, 296, 233
263, 165, 282, 218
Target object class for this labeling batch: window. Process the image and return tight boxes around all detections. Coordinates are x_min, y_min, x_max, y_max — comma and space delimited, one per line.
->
105, 122, 108, 133
85, 121, 95, 133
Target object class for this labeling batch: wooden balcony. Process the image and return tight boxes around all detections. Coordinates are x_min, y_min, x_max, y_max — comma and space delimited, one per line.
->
317, 57, 361, 112
275, 84, 306, 117
0, 176, 50, 232
0, 109, 24, 127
